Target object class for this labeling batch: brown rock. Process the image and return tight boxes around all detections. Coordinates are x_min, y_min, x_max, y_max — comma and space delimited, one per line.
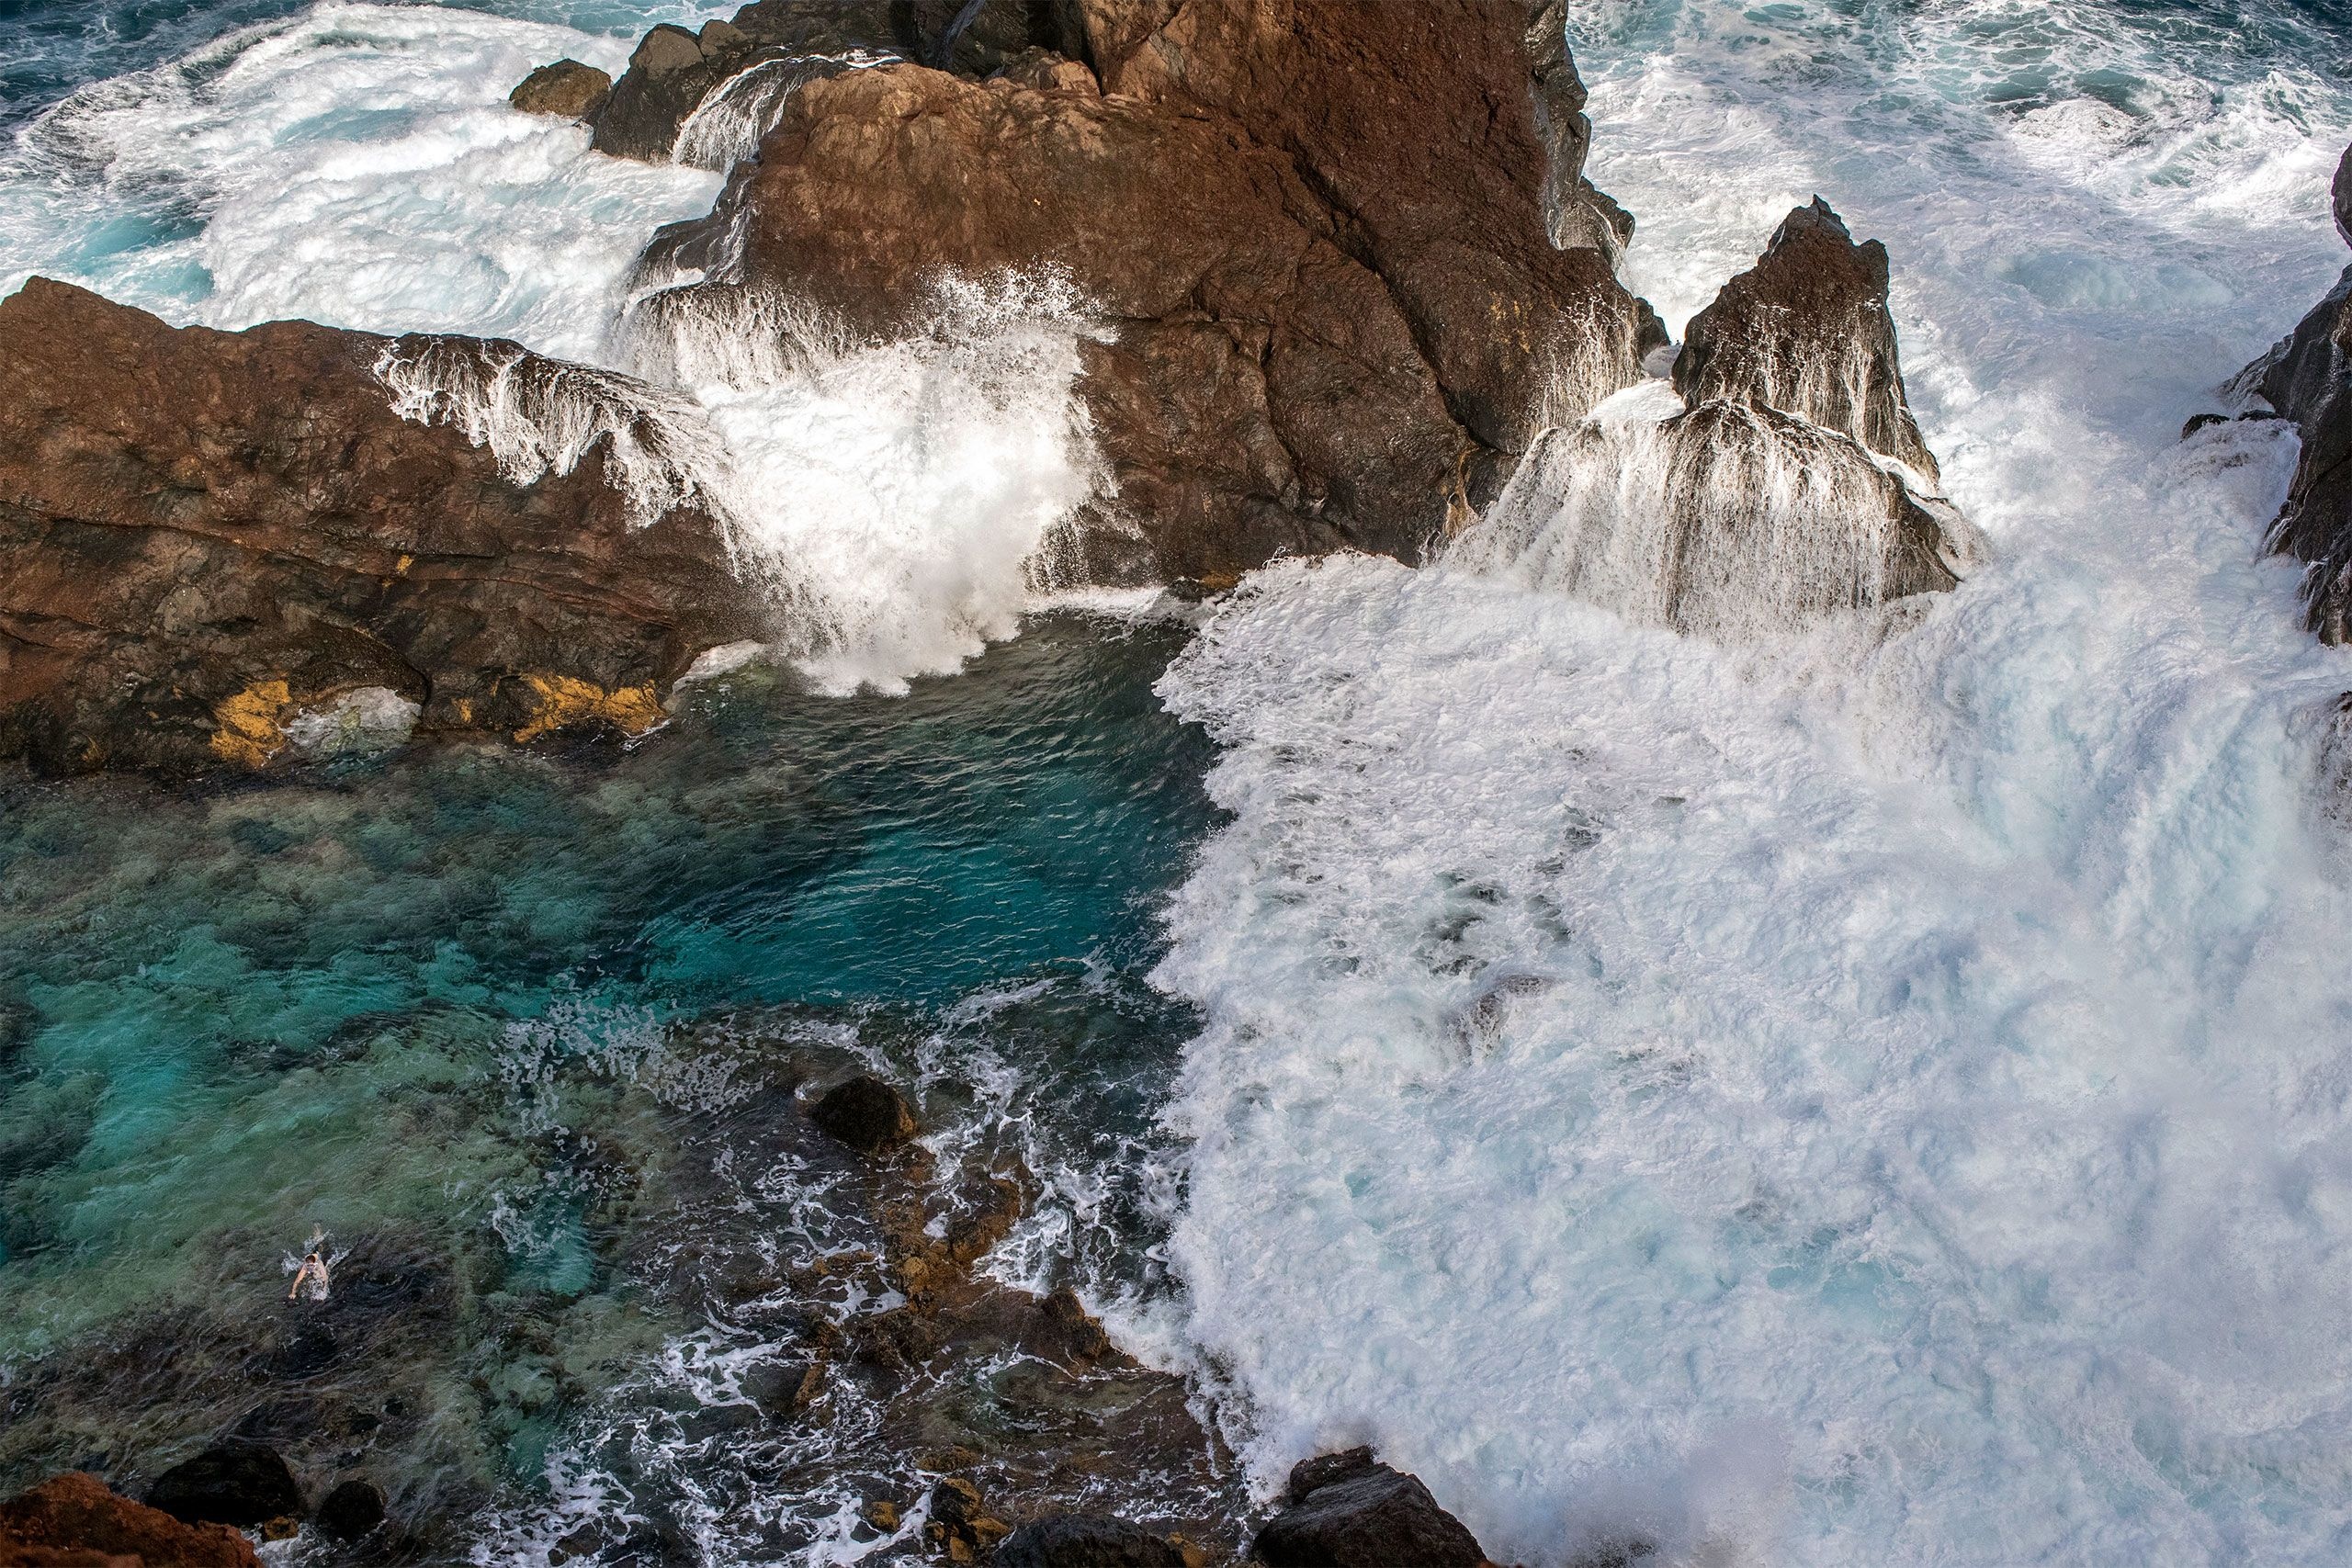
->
1674, 197, 1942, 481
0, 278, 770, 776
806, 1075, 917, 1153
509, 59, 613, 119
643, 0, 1661, 584
0, 1473, 259, 1568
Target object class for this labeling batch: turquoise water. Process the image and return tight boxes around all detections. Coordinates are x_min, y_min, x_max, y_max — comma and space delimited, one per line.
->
0, 613, 1216, 1534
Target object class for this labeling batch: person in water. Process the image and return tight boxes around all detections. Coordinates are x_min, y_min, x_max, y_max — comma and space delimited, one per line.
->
287, 1250, 331, 1302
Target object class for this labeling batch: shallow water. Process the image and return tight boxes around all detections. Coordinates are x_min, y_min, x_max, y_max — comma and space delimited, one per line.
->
0, 615, 1219, 1548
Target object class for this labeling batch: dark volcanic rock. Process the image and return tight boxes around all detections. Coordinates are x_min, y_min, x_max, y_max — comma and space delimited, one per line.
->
583, 0, 1066, 163
0, 1473, 259, 1568
806, 1075, 917, 1152
312, 1479, 386, 1541
143, 1443, 300, 1529
1253, 1452, 1485, 1568
2233, 141, 2352, 641
1675, 197, 1941, 481
993, 1514, 1186, 1568
509, 59, 612, 119
1523, 0, 1634, 259
645, 0, 1659, 584
0, 277, 769, 776
1284, 1447, 1377, 1504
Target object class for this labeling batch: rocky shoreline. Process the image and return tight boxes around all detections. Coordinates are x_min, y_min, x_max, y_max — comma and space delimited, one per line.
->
0, 0, 1993, 781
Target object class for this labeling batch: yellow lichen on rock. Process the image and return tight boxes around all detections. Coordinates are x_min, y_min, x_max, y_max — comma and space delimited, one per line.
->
510, 675, 664, 742
209, 679, 293, 768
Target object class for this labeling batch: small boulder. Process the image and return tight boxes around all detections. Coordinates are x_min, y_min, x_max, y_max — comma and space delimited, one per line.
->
807, 1075, 917, 1153
993, 1515, 1186, 1568
0, 1473, 258, 1568
922, 1478, 1009, 1562
312, 1479, 386, 1541
1285, 1447, 1377, 1504
143, 1443, 302, 1530
2336, 141, 2352, 249
1252, 1452, 1485, 1568
510, 60, 614, 120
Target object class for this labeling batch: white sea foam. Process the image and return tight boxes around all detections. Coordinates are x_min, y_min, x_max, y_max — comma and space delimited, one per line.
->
1155, 1, 2352, 1563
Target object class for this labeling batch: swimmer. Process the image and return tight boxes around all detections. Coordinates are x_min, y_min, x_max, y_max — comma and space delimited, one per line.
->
287, 1250, 331, 1302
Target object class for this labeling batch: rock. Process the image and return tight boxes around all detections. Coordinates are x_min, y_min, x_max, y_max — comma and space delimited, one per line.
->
1467, 393, 1987, 638
643, 0, 1660, 586
312, 1480, 386, 1541
0, 277, 769, 776
2337, 141, 2352, 249
143, 1443, 301, 1530
806, 1075, 917, 1152
1522, 0, 1633, 259
0, 1473, 259, 1568
1033, 1285, 1113, 1366
584, 0, 1069, 163
1674, 197, 1942, 481
922, 1477, 1010, 1562
2233, 141, 2352, 641
510, 59, 612, 119
1252, 1453, 1485, 1568
860, 1498, 900, 1534
992, 1515, 1186, 1568
1284, 1447, 1377, 1504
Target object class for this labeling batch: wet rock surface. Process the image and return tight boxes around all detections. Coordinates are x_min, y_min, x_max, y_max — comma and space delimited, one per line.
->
582, 0, 1064, 163
637, 0, 1661, 586
0, 1473, 259, 1568
1252, 1450, 1487, 1568
509, 59, 612, 119
1674, 197, 1940, 480
2232, 140, 2352, 641
0, 1021, 1240, 1565
992, 1512, 1191, 1568
142, 1444, 300, 1529
0, 278, 769, 776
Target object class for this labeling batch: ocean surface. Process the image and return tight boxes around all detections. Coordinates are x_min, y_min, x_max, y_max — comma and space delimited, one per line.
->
6, 0, 2352, 1564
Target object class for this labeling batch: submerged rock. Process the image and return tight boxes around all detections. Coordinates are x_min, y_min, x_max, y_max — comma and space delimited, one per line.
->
143, 1443, 300, 1530
1253, 1450, 1486, 1568
0, 278, 768, 776
0, 1473, 258, 1568
509, 59, 612, 119
312, 1479, 386, 1541
2233, 140, 2352, 641
631, 0, 1662, 586
993, 1514, 1188, 1568
1674, 197, 1941, 480
805, 1074, 918, 1153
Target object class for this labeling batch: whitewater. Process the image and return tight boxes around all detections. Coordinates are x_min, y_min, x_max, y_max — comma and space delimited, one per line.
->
1149, 2, 2352, 1565
7, 0, 2352, 1563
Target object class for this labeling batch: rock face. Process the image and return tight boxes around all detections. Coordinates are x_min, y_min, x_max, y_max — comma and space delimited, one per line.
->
142, 1444, 300, 1530
1675, 197, 1939, 480
583, 0, 1063, 163
640, 0, 1661, 585
0, 278, 769, 776
1522, 0, 1634, 259
509, 59, 611, 119
0, 1474, 259, 1568
1252, 1450, 1486, 1568
1467, 197, 1981, 637
992, 1514, 1188, 1568
2233, 142, 2352, 641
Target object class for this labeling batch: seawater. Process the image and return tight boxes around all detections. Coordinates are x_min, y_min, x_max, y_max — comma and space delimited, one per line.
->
8, 0, 2352, 1562
1151, 3, 2352, 1566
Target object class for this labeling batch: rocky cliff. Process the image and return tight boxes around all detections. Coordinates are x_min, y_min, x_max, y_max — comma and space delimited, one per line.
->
0, 279, 768, 776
